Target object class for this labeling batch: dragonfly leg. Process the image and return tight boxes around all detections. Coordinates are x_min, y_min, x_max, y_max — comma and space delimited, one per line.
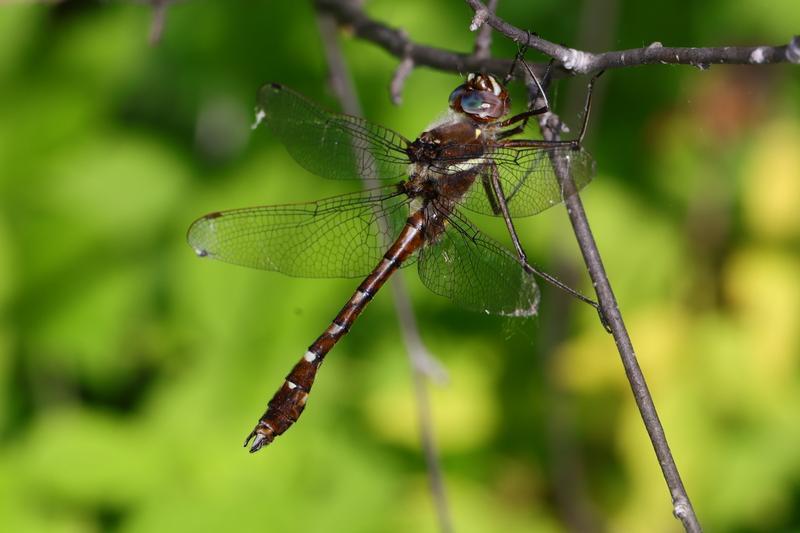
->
480, 164, 527, 218
496, 107, 549, 129
495, 107, 549, 141
576, 70, 605, 146
480, 170, 503, 215
503, 37, 555, 103
488, 162, 603, 312
488, 162, 530, 265
497, 42, 556, 140
503, 39, 534, 85
501, 56, 603, 150
512, 50, 556, 113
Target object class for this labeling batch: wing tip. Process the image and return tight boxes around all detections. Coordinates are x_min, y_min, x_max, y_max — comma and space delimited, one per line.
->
259, 82, 284, 96
186, 211, 222, 255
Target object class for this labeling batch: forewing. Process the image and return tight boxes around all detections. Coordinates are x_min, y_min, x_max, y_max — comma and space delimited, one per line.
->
187, 186, 413, 279
256, 83, 411, 182
459, 145, 595, 217
417, 208, 539, 316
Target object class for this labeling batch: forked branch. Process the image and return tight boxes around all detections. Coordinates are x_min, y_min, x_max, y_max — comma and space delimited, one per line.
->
316, 0, 798, 83
466, 0, 799, 74
309, 2, 799, 532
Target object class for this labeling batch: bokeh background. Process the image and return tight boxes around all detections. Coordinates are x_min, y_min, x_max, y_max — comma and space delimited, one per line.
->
1, 1, 799, 531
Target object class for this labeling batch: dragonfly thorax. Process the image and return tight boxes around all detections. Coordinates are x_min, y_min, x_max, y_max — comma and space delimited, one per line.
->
407, 119, 485, 160
406, 132, 444, 165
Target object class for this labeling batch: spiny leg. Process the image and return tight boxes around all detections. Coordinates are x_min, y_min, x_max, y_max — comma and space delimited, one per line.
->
575, 70, 605, 147
486, 162, 602, 311
480, 168, 503, 215
503, 40, 532, 85
496, 55, 556, 139
495, 107, 548, 140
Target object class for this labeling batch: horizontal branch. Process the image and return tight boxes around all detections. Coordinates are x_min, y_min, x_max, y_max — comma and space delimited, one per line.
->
466, 0, 800, 74
318, 0, 798, 86
315, 0, 520, 78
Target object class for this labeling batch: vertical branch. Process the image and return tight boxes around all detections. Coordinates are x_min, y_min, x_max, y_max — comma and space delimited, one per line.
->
561, 190, 702, 533
315, 11, 454, 533
537, 85, 702, 532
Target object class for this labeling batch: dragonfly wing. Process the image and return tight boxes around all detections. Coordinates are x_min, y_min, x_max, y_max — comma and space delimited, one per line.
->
257, 83, 411, 182
187, 186, 414, 278
458, 145, 596, 218
417, 207, 539, 317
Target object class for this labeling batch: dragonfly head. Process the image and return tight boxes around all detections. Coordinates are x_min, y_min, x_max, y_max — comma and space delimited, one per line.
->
448, 73, 510, 123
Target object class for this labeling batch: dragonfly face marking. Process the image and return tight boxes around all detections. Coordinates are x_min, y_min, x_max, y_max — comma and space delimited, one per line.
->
187, 72, 596, 452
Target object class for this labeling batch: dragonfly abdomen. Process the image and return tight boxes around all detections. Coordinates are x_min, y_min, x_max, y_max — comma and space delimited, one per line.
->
245, 210, 426, 452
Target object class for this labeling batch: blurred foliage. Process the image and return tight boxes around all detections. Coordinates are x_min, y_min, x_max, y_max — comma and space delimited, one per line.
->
1, 0, 799, 532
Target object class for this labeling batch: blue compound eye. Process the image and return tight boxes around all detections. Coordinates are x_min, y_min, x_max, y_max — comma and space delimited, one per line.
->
460, 92, 488, 113
450, 85, 505, 120
449, 85, 466, 107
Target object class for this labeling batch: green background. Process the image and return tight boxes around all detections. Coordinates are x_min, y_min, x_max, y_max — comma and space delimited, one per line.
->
1, 1, 799, 531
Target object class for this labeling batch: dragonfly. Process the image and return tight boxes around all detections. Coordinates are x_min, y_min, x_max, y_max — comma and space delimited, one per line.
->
187, 72, 597, 453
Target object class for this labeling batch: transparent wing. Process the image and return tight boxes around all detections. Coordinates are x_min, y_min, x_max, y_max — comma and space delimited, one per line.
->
187, 186, 413, 279
417, 207, 539, 316
458, 145, 596, 218
256, 83, 411, 181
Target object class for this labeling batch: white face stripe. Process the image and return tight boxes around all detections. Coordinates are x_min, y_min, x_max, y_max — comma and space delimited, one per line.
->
304, 350, 316, 362
286, 380, 298, 389
488, 75, 502, 95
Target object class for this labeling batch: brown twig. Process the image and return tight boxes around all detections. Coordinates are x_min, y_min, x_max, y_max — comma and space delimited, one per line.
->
315, 10, 454, 533
315, 0, 522, 79
532, 76, 702, 532
390, 33, 415, 105
317, 0, 798, 78
466, 0, 799, 73
472, 0, 498, 60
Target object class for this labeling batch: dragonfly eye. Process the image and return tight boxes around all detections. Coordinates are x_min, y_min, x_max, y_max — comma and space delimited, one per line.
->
450, 75, 509, 121
448, 85, 467, 107
457, 91, 506, 120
